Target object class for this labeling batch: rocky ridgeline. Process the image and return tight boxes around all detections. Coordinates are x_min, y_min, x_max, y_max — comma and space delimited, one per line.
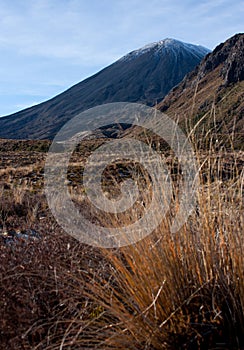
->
198, 33, 244, 84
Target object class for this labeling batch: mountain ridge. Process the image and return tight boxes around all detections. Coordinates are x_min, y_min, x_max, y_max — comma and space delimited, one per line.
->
158, 33, 244, 149
0, 38, 209, 140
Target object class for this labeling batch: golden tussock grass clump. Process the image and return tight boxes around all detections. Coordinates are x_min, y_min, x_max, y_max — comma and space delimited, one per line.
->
0, 131, 243, 349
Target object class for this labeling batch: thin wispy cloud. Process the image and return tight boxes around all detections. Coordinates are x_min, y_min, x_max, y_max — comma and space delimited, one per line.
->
0, 0, 243, 116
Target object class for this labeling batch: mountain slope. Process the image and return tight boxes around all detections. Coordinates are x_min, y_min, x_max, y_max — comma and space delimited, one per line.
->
0, 39, 209, 140
158, 33, 244, 149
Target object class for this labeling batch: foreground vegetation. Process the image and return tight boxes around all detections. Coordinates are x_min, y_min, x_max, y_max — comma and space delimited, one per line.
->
0, 134, 243, 349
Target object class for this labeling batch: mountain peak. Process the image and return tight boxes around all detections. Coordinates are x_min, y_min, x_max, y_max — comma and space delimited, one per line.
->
120, 38, 210, 62
0, 38, 209, 139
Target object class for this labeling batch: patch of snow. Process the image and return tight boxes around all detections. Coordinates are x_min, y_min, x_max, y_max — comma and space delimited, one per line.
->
119, 38, 210, 62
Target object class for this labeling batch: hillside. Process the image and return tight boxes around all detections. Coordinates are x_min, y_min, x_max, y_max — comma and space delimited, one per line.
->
158, 33, 244, 149
0, 39, 209, 140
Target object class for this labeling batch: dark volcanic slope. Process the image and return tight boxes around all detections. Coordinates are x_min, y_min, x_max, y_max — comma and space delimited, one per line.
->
158, 33, 244, 149
0, 39, 209, 140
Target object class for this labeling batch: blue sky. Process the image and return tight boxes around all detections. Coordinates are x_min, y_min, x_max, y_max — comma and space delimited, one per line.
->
0, 0, 243, 116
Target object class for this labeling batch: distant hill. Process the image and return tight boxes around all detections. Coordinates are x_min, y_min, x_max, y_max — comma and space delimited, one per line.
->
0, 39, 209, 140
158, 33, 244, 149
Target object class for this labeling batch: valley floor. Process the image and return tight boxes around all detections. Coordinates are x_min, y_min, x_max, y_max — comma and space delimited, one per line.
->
0, 139, 243, 349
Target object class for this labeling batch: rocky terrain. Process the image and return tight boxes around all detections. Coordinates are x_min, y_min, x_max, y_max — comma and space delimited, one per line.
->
158, 33, 244, 149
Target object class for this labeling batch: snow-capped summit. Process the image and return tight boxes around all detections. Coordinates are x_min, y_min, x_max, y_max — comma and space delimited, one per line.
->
0, 38, 209, 139
120, 38, 210, 62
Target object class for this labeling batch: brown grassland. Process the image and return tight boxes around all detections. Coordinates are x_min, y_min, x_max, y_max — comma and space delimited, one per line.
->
0, 120, 243, 349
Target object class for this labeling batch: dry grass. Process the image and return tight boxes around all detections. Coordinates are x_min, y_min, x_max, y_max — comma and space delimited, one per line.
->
58, 150, 243, 350
0, 135, 243, 349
